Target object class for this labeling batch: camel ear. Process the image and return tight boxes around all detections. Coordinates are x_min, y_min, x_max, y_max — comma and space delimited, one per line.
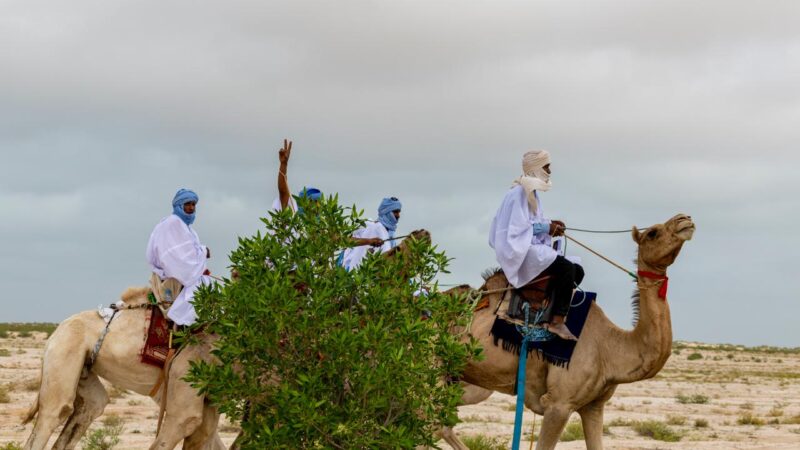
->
631, 226, 641, 243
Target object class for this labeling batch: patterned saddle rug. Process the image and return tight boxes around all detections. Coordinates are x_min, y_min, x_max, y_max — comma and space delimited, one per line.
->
141, 304, 171, 368
490, 291, 596, 368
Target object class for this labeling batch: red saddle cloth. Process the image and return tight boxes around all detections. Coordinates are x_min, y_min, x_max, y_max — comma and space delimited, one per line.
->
141, 305, 170, 368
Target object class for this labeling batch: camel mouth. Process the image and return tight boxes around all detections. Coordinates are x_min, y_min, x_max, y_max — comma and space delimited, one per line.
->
675, 220, 695, 241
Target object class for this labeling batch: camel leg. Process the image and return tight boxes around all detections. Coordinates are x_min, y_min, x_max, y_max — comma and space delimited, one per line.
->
439, 426, 469, 450
24, 324, 87, 450
182, 403, 220, 450
577, 399, 605, 450
150, 358, 206, 450
577, 386, 615, 450
53, 371, 109, 449
534, 403, 572, 450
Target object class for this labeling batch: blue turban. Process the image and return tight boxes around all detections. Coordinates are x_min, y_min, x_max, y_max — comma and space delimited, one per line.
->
378, 197, 402, 244
172, 188, 199, 226
297, 187, 322, 201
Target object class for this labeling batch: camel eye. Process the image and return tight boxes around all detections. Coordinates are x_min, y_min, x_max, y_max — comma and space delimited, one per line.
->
647, 229, 658, 239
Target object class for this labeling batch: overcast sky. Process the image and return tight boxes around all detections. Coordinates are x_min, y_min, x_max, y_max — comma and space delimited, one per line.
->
1, 1, 798, 346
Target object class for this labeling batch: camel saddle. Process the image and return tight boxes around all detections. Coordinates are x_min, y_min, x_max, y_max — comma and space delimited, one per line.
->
500, 274, 552, 323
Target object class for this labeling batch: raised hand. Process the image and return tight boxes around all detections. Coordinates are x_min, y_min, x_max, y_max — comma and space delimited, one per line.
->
279, 139, 292, 165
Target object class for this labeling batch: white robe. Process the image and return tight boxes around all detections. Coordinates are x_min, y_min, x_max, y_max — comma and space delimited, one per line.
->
146, 214, 210, 325
341, 220, 392, 270
271, 197, 298, 213
489, 185, 557, 288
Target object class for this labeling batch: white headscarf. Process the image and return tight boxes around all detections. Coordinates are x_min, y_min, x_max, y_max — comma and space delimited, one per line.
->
512, 150, 551, 213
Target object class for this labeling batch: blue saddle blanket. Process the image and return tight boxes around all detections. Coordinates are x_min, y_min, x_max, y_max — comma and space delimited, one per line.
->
489, 291, 596, 368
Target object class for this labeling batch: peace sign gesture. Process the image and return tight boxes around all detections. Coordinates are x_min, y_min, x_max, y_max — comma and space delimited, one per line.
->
279, 139, 292, 165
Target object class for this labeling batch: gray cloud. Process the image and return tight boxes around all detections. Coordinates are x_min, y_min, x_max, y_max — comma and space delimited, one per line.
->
1, 0, 798, 346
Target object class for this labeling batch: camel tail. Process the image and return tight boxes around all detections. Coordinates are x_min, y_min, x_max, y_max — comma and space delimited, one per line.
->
21, 393, 39, 424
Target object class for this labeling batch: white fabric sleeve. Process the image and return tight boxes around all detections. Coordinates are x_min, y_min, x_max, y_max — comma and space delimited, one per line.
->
157, 217, 207, 286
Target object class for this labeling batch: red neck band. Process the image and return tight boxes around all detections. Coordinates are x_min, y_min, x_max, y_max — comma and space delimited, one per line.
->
637, 270, 668, 300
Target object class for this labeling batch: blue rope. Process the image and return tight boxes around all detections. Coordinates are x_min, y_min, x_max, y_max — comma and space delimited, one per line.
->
511, 304, 555, 450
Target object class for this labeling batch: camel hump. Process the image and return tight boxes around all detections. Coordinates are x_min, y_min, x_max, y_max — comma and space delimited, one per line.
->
120, 286, 151, 307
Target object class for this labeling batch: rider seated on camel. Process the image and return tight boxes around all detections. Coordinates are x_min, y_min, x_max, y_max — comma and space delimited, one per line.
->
146, 188, 212, 326
489, 150, 585, 341
341, 197, 403, 270
273, 139, 383, 250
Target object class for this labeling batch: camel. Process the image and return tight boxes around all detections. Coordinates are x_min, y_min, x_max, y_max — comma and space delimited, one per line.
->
23, 229, 433, 450
21, 287, 226, 450
452, 213, 695, 449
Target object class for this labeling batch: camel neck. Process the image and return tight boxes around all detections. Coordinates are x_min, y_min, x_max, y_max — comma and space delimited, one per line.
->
610, 272, 673, 384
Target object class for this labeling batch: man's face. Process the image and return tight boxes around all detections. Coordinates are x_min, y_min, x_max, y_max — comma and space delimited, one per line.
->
393, 210, 401, 220
543, 163, 551, 175
183, 201, 196, 215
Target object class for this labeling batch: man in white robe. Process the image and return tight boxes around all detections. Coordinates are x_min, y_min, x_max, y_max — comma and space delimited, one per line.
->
146, 188, 211, 326
341, 197, 402, 270
489, 150, 584, 341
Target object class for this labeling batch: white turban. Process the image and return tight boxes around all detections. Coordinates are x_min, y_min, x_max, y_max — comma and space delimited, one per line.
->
512, 150, 552, 213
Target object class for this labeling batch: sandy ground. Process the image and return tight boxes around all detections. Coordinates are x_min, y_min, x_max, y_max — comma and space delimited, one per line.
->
2, 332, 799, 449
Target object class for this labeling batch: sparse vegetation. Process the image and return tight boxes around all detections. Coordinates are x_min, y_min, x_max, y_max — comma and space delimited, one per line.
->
782, 415, 800, 425
23, 378, 40, 391
737, 413, 765, 426
676, 393, 709, 404
0, 443, 23, 450
0, 349, 10, 357
694, 418, 709, 428
0, 384, 10, 403
768, 407, 784, 417
108, 386, 129, 399
0, 323, 58, 338
608, 417, 635, 427
633, 420, 683, 442
560, 420, 584, 441
666, 415, 686, 426
687, 352, 703, 361
102, 414, 125, 428
82, 421, 123, 450
461, 434, 508, 450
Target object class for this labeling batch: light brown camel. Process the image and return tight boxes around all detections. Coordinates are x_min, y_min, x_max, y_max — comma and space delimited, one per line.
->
454, 213, 694, 450
24, 229, 434, 450
21, 289, 225, 450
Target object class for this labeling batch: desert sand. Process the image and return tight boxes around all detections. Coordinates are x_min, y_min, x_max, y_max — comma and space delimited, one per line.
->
2, 331, 799, 449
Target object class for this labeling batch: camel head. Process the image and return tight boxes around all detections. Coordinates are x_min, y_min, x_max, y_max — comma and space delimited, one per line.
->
632, 214, 695, 273
383, 229, 431, 258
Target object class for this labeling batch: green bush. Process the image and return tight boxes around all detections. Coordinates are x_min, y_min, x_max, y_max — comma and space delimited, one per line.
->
81, 422, 123, 450
687, 352, 703, 361
462, 434, 508, 450
633, 420, 683, 442
0, 349, 10, 357
0, 442, 23, 450
186, 195, 479, 449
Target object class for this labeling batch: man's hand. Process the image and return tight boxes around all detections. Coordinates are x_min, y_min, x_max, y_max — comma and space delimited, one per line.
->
368, 238, 384, 247
549, 220, 565, 237
279, 139, 292, 165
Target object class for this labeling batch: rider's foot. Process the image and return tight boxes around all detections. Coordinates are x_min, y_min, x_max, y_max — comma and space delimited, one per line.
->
545, 322, 578, 341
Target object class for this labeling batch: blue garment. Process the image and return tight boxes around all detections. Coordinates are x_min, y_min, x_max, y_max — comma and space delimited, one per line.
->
172, 189, 199, 226
377, 197, 402, 245
298, 187, 322, 201
532, 222, 550, 235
